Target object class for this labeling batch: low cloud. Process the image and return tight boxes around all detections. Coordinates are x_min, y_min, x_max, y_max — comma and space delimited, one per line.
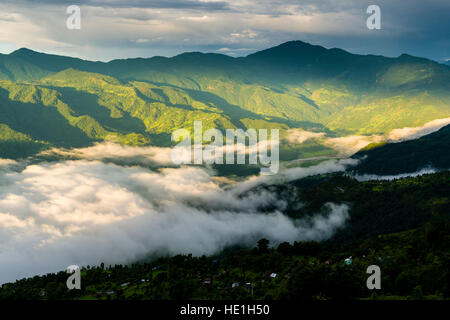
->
386, 117, 450, 142
232, 158, 359, 194
40, 139, 279, 172
39, 142, 176, 167
286, 129, 326, 144
0, 159, 17, 167
350, 167, 437, 181
288, 117, 450, 157
324, 135, 384, 156
0, 154, 352, 284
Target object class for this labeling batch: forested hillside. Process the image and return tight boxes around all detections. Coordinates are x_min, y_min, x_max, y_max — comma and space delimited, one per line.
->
1, 171, 448, 300
1, 41, 450, 159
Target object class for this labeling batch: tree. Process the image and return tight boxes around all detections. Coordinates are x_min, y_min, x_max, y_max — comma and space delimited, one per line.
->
257, 239, 270, 253
284, 263, 321, 301
411, 285, 424, 300
277, 242, 292, 255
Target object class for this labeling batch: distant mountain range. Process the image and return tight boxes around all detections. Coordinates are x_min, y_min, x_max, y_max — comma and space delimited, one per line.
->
1, 41, 450, 160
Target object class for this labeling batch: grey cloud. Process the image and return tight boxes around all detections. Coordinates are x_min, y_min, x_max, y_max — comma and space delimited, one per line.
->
0, 14, 17, 22
12, 0, 231, 11
0, 1, 448, 66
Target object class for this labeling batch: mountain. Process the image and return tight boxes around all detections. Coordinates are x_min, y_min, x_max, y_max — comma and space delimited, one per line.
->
1, 41, 450, 159
352, 124, 450, 175
0, 53, 49, 81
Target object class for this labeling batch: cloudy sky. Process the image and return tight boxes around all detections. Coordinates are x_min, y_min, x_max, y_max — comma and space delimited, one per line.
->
0, 0, 449, 62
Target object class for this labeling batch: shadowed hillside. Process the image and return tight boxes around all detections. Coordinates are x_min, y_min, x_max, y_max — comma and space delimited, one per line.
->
352, 124, 450, 175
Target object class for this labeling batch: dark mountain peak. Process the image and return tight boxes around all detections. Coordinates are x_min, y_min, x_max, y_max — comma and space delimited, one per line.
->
397, 53, 432, 64
10, 47, 94, 63
10, 47, 39, 57
174, 51, 203, 57
7, 47, 102, 74
243, 40, 356, 78
168, 51, 236, 68
245, 40, 354, 67
247, 40, 325, 58
173, 51, 234, 59
274, 40, 316, 49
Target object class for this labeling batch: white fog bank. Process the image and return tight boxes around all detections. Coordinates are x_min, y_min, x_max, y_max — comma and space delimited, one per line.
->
0, 155, 355, 284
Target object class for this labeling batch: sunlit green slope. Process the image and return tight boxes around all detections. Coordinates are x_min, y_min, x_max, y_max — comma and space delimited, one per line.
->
1, 41, 450, 159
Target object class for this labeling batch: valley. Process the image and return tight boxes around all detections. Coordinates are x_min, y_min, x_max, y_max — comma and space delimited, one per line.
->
1, 41, 450, 163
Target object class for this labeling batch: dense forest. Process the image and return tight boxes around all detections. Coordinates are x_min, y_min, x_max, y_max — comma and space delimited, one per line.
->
1, 171, 448, 300
2, 41, 450, 160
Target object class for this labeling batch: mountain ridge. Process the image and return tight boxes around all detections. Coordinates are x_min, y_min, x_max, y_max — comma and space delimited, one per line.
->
5, 41, 450, 81
352, 124, 450, 175
9, 41, 447, 65
1, 40, 450, 161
